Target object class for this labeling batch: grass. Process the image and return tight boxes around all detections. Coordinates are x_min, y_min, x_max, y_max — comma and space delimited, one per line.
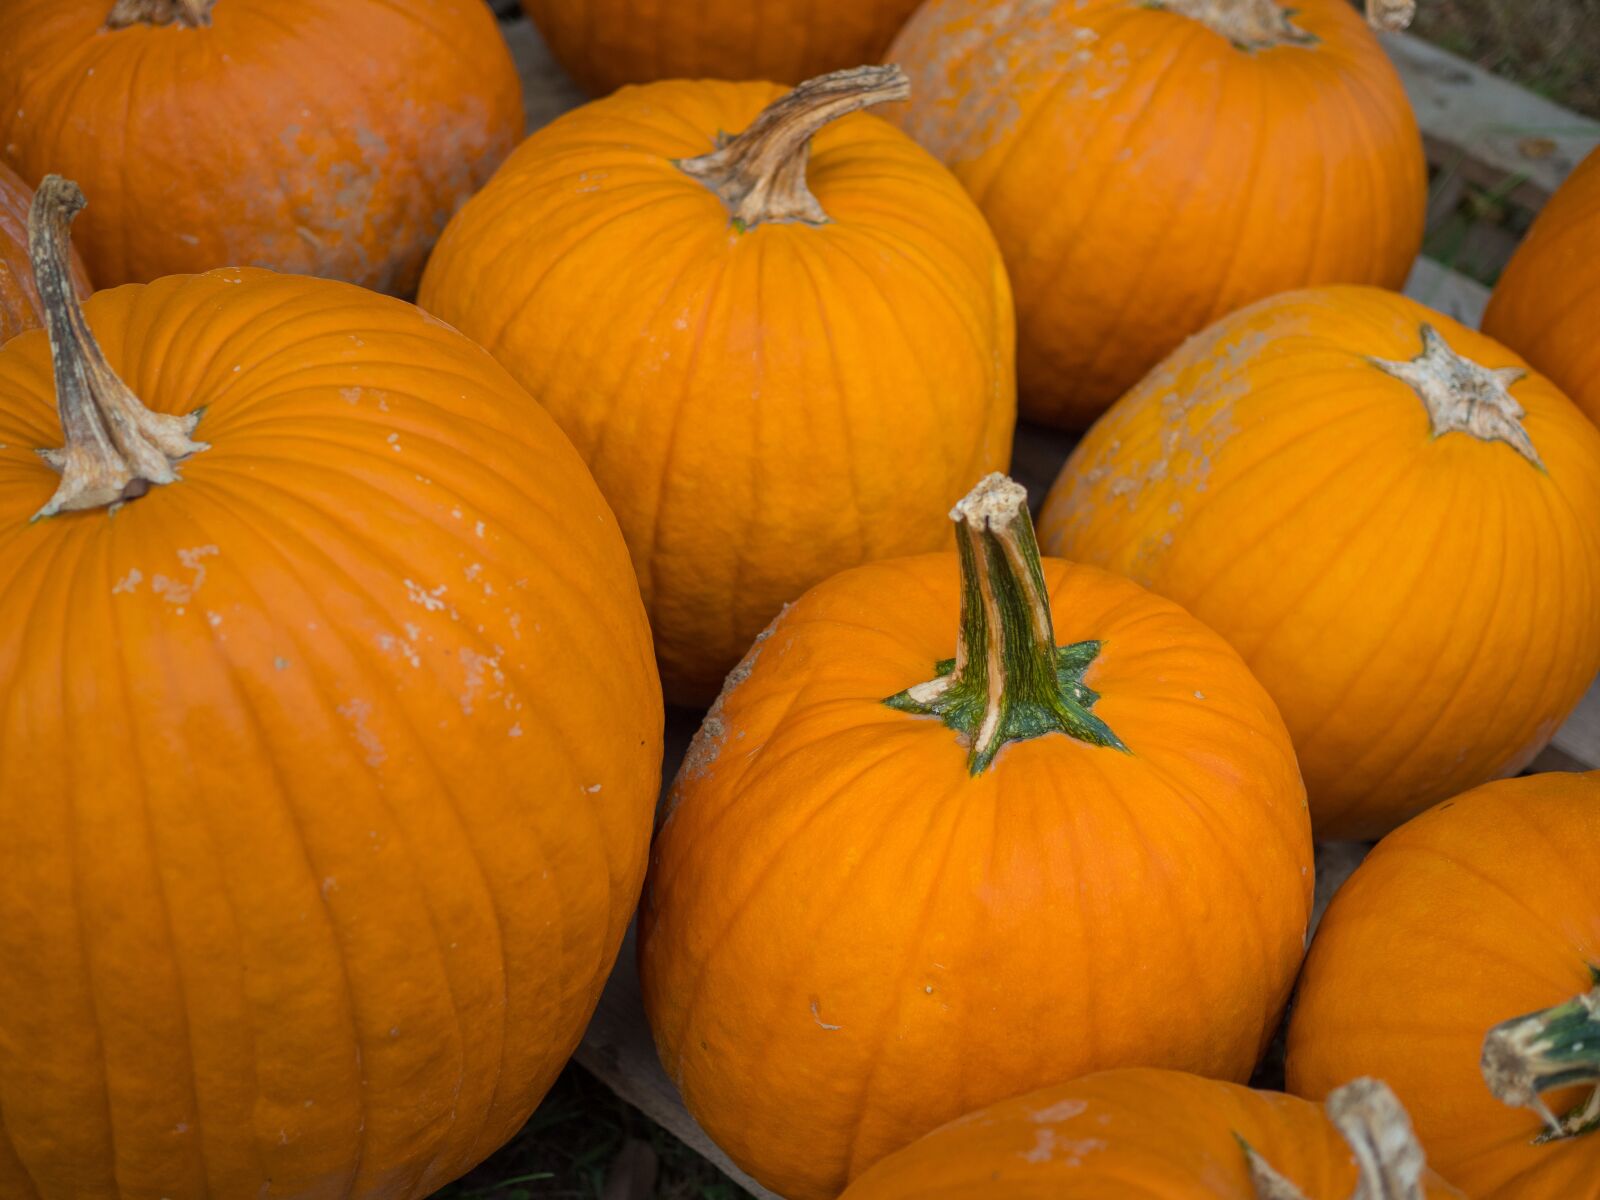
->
1408, 0, 1600, 118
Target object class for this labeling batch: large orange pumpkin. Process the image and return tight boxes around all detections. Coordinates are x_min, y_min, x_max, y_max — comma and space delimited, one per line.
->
839, 1069, 1463, 1199
521, 0, 924, 95
0, 0, 522, 295
0, 179, 662, 1199
638, 474, 1312, 1200
1039, 286, 1600, 839
421, 69, 1015, 704
1287, 772, 1600, 1199
886, 0, 1426, 428
0, 160, 90, 343
1483, 146, 1600, 428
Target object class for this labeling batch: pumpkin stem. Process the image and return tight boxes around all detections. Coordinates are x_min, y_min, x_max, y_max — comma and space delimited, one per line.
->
1365, 0, 1416, 32
105, 0, 215, 28
883, 473, 1126, 774
1482, 983, 1600, 1143
677, 65, 909, 231
1241, 1079, 1428, 1200
27, 177, 207, 521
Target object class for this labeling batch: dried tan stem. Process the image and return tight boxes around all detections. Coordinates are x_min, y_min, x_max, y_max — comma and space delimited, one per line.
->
106, 0, 214, 30
1365, 0, 1416, 32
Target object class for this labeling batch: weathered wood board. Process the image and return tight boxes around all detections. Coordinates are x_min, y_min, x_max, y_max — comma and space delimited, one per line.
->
489, 13, 1600, 1194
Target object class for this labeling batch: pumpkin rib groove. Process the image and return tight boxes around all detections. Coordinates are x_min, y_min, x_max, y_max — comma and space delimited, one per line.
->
1193, 62, 1270, 327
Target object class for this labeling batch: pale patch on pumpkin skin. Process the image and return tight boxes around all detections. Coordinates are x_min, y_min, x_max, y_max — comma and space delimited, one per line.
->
675, 606, 787, 786
1031, 1098, 1087, 1123
336, 698, 386, 767
809, 998, 842, 1032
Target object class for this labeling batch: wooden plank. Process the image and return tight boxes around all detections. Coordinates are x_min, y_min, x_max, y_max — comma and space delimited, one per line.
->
1381, 31, 1600, 209
500, 17, 585, 133
1402, 256, 1491, 328
1552, 680, 1600, 767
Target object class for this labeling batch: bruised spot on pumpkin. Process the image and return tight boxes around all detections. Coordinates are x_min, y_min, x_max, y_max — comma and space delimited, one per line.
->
675, 607, 786, 786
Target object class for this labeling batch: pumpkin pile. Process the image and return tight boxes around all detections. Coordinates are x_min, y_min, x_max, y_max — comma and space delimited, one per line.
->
1, 1, 1598, 1198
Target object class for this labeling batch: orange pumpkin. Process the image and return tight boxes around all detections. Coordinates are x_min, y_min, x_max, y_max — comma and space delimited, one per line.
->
1039, 286, 1600, 839
0, 160, 90, 343
521, 0, 924, 95
420, 69, 1015, 704
1483, 146, 1600, 428
638, 474, 1312, 1200
0, 179, 662, 1199
886, 0, 1426, 428
840, 1069, 1463, 1199
1287, 772, 1600, 1199
0, 0, 523, 295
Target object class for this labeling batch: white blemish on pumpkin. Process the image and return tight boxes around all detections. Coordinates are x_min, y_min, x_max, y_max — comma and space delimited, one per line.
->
508, 723, 522, 738
322, 876, 337, 896
1194, 690, 1206, 700
112, 569, 143, 595
338, 699, 386, 767
404, 580, 448, 612
1022, 1129, 1055, 1163
1032, 1098, 1087, 1123
586, 784, 602, 794
375, 633, 421, 669
475, 521, 486, 538
451, 508, 463, 520
152, 546, 219, 606
465, 563, 482, 581
387, 433, 402, 452
206, 612, 222, 627
675, 610, 785, 789
458, 649, 505, 714
274, 657, 290, 671
340, 387, 362, 405
377, 398, 389, 412
810, 999, 842, 1031
404, 622, 422, 642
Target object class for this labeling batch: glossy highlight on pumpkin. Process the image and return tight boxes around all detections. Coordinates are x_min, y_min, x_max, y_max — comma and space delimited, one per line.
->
839, 1068, 1463, 1199
1484, 145, 1600, 428
420, 74, 1015, 704
0, 237, 663, 1196
1287, 772, 1600, 1199
1040, 286, 1600, 838
0, 0, 524, 294
887, 0, 1426, 428
639, 480, 1311, 1200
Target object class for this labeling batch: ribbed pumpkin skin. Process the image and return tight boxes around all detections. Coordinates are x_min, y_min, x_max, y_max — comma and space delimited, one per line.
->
1483, 146, 1600, 427
0, 271, 663, 1198
521, 0, 923, 94
0, 0, 522, 295
639, 555, 1312, 1200
887, 0, 1426, 428
420, 81, 1015, 705
1039, 286, 1600, 839
840, 1068, 1463, 1199
1287, 774, 1600, 1199
0, 162, 90, 344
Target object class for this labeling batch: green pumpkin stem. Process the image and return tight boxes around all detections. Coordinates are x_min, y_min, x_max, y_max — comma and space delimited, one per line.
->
1241, 1079, 1428, 1200
105, 0, 215, 29
884, 474, 1126, 774
677, 65, 909, 230
27, 176, 206, 521
1482, 983, 1600, 1142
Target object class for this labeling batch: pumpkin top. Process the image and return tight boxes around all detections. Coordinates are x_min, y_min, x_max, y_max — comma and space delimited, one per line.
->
1482, 979, 1600, 1145
104, 0, 213, 28
678, 65, 910, 230
1152, 0, 1412, 50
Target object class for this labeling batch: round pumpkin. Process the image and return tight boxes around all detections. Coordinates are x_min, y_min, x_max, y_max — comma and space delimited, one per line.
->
0, 160, 90, 343
521, 0, 924, 95
0, 0, 523, 295
839, 1068, 1463, 1199
1038, 285, 1600, 839
885, 0, 1426, 428
0, 179, 662, 1199
1483, 146, 1600, 428
1286, 772, 1600, 1199
638, 473, 1312, 1200
420, 68, 1015, 705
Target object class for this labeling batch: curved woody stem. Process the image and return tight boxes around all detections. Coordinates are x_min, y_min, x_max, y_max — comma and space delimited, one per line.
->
678, 65, 909, 230
883, 474, 1126, 774
28, 177, 207, 521
1482, 982, 1600, 1142
1243, 1079, 1429, 1200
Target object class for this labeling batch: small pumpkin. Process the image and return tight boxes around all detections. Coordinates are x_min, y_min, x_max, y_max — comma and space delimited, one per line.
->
638, 474, 1312, 1200
0, 0, 523, 295
421, 68, 1015, 704
1483, 146, 1600, 428
839, 1069, 1462, 1199
0, 160, 90, 343
885, 0, 1426, 428
1039, 286, 1600, 839
1287, 772, 1600, 1199
521, 0, 925, 95
0, 179, 662, 1199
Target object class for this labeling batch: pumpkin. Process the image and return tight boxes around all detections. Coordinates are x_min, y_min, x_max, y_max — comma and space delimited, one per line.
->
0, 178, 662, 1199
420, 68, 1015, 704
0, 160, 90, 343
0, 0, 523, 295
1038, 286, 1600, 839
885, 0, 1426, 429
839, 1068, 1463, 1199
1286, 772, 1600, 1199
521, 0, 925, 95
638, 473, 1312, 1200
1483, 146, 1600, 428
